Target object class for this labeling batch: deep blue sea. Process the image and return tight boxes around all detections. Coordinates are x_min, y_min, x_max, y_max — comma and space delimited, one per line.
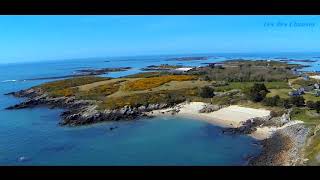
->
0, 53, 319, 165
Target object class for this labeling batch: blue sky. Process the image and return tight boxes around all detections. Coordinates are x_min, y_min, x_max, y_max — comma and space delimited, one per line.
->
0, 15, 319, 63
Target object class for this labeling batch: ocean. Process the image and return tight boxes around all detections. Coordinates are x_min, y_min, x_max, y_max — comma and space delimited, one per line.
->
0, 52, 319, 165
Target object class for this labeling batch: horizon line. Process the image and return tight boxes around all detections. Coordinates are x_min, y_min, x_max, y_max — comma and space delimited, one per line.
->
1, 51, 320, 65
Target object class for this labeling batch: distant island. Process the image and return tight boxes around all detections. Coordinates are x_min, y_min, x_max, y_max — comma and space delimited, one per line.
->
5, 59, 320, 166
140, 64, 194, 72
279, 59, 317, 63
166, 56, 209, 61
24, 67, 132, 81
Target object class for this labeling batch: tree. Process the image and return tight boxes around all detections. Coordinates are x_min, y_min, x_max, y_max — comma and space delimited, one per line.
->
199, 86, 215, 98
314, 101, 320, 113
281, 98, 292, 109
289, 96, 305, 107
263, 95, 280, 107
245, 83, 270, 102
203, 76, 211, 81
306, 101, 315, 109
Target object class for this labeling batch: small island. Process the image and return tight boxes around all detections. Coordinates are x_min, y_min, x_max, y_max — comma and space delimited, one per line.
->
279, 59, 317, 63
141, 64, 194, 73
166, 56, 209, 61
24, 67, 132, 81
5, 60, 320, 165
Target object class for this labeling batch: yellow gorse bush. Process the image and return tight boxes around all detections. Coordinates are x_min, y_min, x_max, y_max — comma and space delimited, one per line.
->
124, 75, 198, 91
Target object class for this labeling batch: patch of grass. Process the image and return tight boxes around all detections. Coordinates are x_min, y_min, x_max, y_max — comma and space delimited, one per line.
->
123, 75, 198, 91
76, 82, 122, 100
267, 89, 291, 99
305, 131, 320, 165
49, 87, 79, 97
303, 93, 320, 102
291, 78, 319, 88
291, 108, 320, 125
211, 95, 240, 105
99, 88, 198, 109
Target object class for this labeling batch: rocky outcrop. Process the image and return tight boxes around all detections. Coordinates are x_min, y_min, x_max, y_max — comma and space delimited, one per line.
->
264, 109, 292, 127
249, 123, 310, 166
5, 88, 169, 126
222, 116, 270, 135
60, 103, 168, 126
198, 104, 224, 113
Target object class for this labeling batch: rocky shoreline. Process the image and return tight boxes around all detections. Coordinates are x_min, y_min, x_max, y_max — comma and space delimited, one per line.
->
4, 88, 169, 126
248, 123, 310, 166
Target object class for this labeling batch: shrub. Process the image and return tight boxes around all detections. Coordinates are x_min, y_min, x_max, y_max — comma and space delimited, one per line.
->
244, 83, 269, 102
314, 101, 320, 113
199, 86, 215, 98
263, 95, 280, 107
203, 76, 211, 81
289, 96, 305, 107
281, 98, 292, 109
306, 101, 315, 109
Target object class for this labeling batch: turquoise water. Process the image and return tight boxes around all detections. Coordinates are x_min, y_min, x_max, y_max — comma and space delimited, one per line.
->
0, 53, 319, 165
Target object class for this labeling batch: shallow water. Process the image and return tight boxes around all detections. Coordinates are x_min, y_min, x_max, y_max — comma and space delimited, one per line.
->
0, 53, 318, 165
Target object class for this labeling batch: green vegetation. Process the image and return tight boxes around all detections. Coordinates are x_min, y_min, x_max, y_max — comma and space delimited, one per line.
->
49, 87, 79, 97
291, 78, 318, 88
306, 135, 320, 165
244, 83, 270, 102
267, 89, 290, 99
263, 95, 281, 107
210, 92, 245, 105
100, 88, 199, 110
306, 101, 320, 113
214, 81, 289, 92
189, 60, 299, 82
76, 82, 122, 100
289, 96, 305, 107
303, 93, 320, 102
291, 108, 320, 125
198, 86, 215, 98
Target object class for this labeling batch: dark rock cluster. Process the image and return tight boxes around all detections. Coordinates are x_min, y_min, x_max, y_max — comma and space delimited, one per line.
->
5, 88, 169, 126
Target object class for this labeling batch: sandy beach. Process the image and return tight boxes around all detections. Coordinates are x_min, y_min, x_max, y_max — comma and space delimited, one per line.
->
149, 102, 302, 140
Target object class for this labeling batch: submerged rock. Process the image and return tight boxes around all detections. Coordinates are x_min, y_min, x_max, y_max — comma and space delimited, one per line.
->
17, 156, 31, 162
